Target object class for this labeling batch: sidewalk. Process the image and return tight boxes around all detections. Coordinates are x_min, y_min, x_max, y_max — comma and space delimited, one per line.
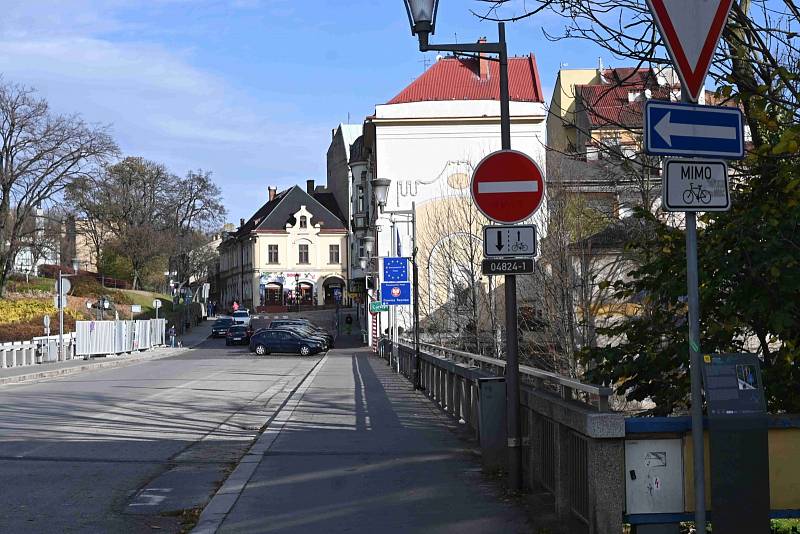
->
0, 319, 213, 386
197, 334, 531, 534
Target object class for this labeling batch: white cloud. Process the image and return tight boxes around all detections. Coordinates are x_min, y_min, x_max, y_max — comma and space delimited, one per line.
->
0, 1, 325, 219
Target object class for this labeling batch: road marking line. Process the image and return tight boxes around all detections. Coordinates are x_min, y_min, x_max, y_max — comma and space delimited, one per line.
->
129, 488, 173, 506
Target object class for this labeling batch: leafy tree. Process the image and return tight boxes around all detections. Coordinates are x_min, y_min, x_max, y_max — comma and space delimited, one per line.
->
69, 159, 225, 291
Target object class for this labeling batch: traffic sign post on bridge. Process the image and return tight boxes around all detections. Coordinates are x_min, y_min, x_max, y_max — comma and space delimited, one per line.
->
644, 0, 739, 530
471, 148, 545, 492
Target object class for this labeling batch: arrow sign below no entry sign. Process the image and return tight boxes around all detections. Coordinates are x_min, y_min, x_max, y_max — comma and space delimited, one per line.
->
483, 224, 537, 258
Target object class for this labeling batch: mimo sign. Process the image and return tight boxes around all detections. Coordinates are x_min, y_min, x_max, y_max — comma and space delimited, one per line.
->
663, 159, 730, 212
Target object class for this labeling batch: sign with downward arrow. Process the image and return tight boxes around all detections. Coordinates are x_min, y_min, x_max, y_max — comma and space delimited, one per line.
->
645, 101, 744, 159
483, 224, 537, 258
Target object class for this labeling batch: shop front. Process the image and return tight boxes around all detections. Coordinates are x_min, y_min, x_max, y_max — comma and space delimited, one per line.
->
322, 275, 346, 306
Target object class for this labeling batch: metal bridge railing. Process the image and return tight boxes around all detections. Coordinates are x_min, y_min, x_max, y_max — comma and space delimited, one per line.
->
376, 336, 626, 534
415, 340, 613, 412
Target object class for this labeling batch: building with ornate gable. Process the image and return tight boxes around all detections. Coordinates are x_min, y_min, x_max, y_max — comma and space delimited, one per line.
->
218, 181, 348, 312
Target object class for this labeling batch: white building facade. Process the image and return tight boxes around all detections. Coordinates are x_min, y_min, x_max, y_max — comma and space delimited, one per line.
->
351, 52, 548, 346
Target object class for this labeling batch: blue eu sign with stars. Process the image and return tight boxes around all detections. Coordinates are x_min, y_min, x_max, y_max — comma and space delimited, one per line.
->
645, 101, 744, 159
382, 257, 409, 283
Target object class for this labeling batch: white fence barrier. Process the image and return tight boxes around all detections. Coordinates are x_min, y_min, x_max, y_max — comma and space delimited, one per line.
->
33, 333, 78, 363
1, 333, 77, 369
76, 319, 166, 357
0, 319, 166, 370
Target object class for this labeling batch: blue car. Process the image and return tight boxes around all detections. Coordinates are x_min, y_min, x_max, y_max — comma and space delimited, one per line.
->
249, 328, 325, 356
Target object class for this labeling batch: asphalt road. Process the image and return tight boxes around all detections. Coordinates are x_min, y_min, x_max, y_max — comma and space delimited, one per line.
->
0, 335, 325, 533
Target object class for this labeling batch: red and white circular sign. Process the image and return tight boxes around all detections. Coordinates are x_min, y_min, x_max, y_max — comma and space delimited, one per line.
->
470, 149, 545, 224
391, 286, 401, 297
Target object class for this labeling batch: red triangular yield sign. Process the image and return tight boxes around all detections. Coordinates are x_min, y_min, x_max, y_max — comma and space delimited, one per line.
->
646, 0, 733, 102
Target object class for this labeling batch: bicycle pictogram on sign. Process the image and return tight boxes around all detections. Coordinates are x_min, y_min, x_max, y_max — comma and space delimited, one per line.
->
683, 183, 712, 205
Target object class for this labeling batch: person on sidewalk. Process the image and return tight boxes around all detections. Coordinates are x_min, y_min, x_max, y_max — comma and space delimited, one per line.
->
168, 324, 176, 348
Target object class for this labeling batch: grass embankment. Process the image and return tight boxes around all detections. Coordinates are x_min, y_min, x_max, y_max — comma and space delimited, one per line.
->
0, 275, 175, 342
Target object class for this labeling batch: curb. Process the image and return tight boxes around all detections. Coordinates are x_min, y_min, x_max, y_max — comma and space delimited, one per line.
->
0, 334, 211, 386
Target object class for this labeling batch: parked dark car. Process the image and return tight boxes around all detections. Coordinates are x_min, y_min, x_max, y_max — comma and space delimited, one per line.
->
264, 322, 329, 349
269, 319, 334, 348
249, 328, 325, 356
281, 325, 330, 349
211, 318, 235, 338
226, 325, 251, 346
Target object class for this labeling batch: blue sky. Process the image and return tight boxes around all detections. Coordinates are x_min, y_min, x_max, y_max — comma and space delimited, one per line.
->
0, 1, 615, 222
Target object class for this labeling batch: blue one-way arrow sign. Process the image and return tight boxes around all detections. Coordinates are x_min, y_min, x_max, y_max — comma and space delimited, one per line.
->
645, 101, 744, 159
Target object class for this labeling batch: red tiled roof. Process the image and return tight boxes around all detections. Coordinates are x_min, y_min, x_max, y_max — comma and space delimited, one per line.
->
576, 69, 668, 128
387, 54, 544, 104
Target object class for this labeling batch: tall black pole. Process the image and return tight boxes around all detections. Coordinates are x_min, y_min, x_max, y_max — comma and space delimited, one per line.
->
497, 21, 521, 492
413, 18, 520, 492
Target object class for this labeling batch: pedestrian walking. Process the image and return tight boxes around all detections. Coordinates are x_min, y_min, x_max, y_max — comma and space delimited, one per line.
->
168, 324, 176, 348
232, 300, 239, 313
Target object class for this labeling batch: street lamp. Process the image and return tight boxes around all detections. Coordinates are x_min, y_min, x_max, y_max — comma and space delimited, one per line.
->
88, 295, 111, 321
363, 235, 375, 257
401, 0, 521, 491
403, 0, 439, 45
371, 178, 391, 209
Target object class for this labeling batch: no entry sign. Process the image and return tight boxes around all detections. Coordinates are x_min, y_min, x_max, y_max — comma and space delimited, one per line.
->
470, 150, 545, 224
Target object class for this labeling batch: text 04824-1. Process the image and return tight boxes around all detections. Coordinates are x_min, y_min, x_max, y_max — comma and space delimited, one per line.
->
481, 259, 534, 275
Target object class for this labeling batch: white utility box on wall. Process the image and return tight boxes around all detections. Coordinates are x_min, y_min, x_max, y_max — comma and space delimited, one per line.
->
625, 438, 685, 514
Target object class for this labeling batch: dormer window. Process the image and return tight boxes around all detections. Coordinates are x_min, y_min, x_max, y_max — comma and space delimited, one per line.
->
299, 216, 307, 229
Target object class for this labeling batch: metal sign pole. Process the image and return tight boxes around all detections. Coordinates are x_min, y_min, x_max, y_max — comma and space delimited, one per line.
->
390, 220, 398, 369
682, 90, 707, 532
497, 21, 521, 492
58, 270, 64, 361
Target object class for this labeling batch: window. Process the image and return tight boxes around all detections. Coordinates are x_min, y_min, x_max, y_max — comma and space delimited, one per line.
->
358, 240, 365, 260
356, 185, 364, 213
299, 244, 309, 264
329, 244, 340, 264
268, 244, 278, 264
299, 216, 307, 229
